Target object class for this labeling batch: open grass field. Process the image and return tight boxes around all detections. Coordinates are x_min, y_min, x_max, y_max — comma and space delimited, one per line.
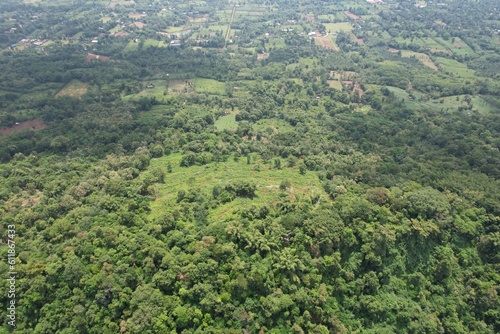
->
215, 112, 238, 132
237, 3, 273, 11
122, 80, 168, 100
148, 153, 327, 222
107, 0, 135, 8
298, 57, 317, 67
214, 10, 233, 23
435, 57, 475, 78
208, 25, 229, 37
266, 37, 286, 49
280, 24, 304, 33
393, 36, 450, 54
324, 22, 353, 32
168, 79, 194, 94
401, 50, 438, 71
314, 35, 339, 51
109, 25, 122, 34
55, 80, 88, 98
420, 37, 451, 54
327, 80, 343, 90
433, 37, 475, 56
189, 15, 209, 23
253, 119, 295, 134
140, 80, 168, 95
237, 10, 266, 16
470, 96, 500, 114
123, 40, 139, 52
165, 26, 187, 33
194, 78, 226, 95
157, 41, 169, 48
317, 15, 337, 21
143, 39, 160, 48
385, 86, 496, 114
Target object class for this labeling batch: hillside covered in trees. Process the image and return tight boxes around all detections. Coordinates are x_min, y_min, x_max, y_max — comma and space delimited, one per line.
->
0, 0, 499, 333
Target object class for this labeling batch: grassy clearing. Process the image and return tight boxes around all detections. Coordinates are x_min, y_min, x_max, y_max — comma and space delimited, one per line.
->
157, 41, 169, 48
317, 14, 337, 21
393, 36, 450, 54
56, 80, 88, 98
253, 119, 295, 134
470, 96, 499, 114
315, 35, 338, 51
165, 26, 186, 33
401, 50, 438, 71
280, 24, 304, 33
123, 80, 168, 100
324, 22, 353, 32
109, 25, 122, 34
420, 37, 451, 54
266, 37, 286, 49
189, 16, 209, 23
433, 37, 475, 56
148, 153, 327, 222
298, 57, 317, 67
168, 79, 194, 94
108, 0, 135, 8
385, 86, 496, 114
194, 78, 226, 95
435, 57, 475, 78
236, 10, 265, 16
143, 39, 159, 48
208, 25, 229, 37
123, 40, 139, 52
327, 80, 343, 90
215, 113, 238, 131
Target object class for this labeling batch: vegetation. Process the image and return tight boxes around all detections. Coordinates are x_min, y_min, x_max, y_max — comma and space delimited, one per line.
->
0, 0, 499, 333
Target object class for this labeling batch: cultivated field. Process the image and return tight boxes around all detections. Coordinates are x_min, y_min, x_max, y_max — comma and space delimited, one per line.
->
0, 119, 46, 136
194, 78, 226, 95
56, 80, 88, 98
324, 22, 353, 32
168, 80, 194, 95
434, 37, 475, 56
315, 36, 339, 51
401, 51, 438, 71
435, 57, 475, 78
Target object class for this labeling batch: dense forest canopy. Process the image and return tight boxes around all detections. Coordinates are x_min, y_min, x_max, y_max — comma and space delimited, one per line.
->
0, 0, 499, 333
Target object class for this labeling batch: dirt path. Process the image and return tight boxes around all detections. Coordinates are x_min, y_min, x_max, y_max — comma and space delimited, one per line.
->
225, 5, 236, 45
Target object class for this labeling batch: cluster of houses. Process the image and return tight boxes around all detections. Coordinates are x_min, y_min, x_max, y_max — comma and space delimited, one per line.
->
11, 38, 48, 49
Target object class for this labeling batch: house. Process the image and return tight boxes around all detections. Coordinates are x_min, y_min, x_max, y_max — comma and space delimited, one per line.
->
170, 40, 181, 46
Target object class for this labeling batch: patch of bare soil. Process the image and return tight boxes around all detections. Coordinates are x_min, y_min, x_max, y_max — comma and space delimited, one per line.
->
0, 119, 47, 136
